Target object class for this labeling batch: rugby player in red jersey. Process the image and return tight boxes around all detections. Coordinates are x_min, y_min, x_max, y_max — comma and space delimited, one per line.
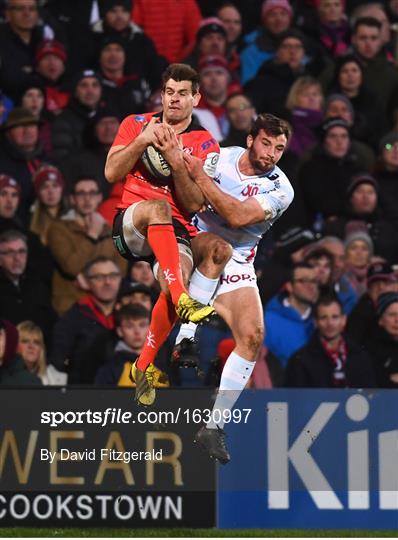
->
105, 63, 232, 405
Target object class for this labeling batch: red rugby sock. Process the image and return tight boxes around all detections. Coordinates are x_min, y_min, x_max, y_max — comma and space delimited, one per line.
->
137, 292, 178, 371
147, 223, 186, 304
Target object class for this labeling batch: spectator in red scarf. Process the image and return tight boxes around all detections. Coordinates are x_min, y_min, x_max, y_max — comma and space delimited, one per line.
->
285, 295, 375, 387
49, 256, 122, 384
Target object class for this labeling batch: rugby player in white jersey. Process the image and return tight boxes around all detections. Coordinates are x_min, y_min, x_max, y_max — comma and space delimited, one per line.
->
174, 113, 294, 463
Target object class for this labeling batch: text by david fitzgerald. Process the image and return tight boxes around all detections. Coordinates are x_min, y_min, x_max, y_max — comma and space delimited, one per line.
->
40, 448, 163, 464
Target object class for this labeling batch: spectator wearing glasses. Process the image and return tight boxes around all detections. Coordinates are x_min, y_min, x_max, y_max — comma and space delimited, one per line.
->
47, 176, 126, 315
50, 256, 122, 384
0, 229, 55, 342
264, 263, 319, 368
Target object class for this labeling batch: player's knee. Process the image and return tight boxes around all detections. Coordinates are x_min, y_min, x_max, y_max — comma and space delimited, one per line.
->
209, 239, 233, 266
148, 199, 171, 220
243, 326, 264, 355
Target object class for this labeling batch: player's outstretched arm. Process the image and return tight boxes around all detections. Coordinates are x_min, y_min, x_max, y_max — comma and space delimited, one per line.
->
183, 153, 266, 228
105, 117, 159, 183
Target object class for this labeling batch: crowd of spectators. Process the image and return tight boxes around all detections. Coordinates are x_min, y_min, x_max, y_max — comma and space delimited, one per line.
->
1, 0, 398, 390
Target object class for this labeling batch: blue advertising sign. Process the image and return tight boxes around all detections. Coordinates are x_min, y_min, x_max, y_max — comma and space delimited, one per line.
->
218, 389, 398, 529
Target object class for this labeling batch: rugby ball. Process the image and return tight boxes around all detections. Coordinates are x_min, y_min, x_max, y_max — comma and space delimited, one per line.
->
141, 145, 171, 182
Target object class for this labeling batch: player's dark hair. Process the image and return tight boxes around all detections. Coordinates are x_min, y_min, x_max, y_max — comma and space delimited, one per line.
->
314, 293, 343, 318
249, 113, 292, 142
161, 63, 200, 95
115, 303, 150, 327
353, 16, 382, 33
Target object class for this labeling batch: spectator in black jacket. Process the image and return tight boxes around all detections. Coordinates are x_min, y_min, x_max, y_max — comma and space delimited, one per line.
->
0, 0, 64, 100
373, 131, 398, 222
323, 173, 398, 263
285, 295, 375, 388
347, 261, 398, 344
92, 0, 166, 93
0, 107, 45, 222
51, 69, 103, 163
0, 230, 55, 344
50, 256, 122, 384
298, 117, 363, 228
364, 292, 398, 388
95, 303, 150, 385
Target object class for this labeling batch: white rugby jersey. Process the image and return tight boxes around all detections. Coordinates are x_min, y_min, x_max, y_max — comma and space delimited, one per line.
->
194, 146, 294, 263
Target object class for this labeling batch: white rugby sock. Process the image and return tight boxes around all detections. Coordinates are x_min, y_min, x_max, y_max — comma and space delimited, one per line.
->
207, 351, 255, 429
175, 269, 219, 344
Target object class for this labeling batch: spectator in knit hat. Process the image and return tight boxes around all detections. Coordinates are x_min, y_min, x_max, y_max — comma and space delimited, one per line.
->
347, 261, 398, 343
0, 0, 65, 101
0, 230, 55, 344
98, 36, 149, 117
132, 0, 202, 64
0, 175, 21, 226
373, 131, 398, 221
240, 0, 293, 84
184, 17, 241, 82
51, 69, 103, 162
364, 291, 398, 387
30, 164, 66, 246
93, 0, 166, 93
33, 40, 70, 114
327, 55, 387, 150
343, 230, 374, 298
285, 295, 375, 388
324, 94, 375, 170
60, 107, 120, 201
0, 319, 41, 385
196, 55, 232, 138
0, 107, 46, 222
298, 117, 363, 227
19, 83, 52, 155
47, 175, 126, 315
323, 173, 398, 263
0, 172, 54, 281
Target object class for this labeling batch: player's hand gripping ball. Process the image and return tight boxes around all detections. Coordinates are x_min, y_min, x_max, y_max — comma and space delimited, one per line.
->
140, 123, 171, 184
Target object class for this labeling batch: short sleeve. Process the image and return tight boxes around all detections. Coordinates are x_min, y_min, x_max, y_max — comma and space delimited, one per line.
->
112, 115, 141, 148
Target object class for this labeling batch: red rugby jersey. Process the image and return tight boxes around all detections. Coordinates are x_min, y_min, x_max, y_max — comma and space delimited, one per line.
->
111, 111, 220, 236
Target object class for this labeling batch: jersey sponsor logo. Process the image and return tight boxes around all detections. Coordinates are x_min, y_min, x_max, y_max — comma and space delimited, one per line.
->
201, 138, 216, 150
220, 272, 256, 285
134, 115, 145, 122
241, 185, 259, 197
182, 146, 194, 155
203, 152, 219, 177
266, 171, 279, 181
